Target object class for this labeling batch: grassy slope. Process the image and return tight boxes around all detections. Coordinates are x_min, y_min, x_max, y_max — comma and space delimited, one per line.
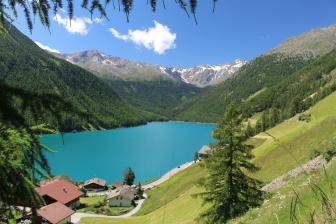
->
252, 92, 336, 182
80, 92, 336, 224
231, 159, 336, 224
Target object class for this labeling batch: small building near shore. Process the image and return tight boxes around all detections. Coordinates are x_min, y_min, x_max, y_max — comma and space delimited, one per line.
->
37, 202, 75, 224
83, 178, 107, 192
107, 185, 136, 207
111, 182, 123, 189
198, 145, 212, 159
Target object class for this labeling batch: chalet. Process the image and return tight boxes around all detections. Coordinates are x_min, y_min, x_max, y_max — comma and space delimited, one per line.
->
37, 202, 75, 224
83, 178, 107, 192
198, 145, 212, 159
111, 182, 123, 189
36, 177, 84, 209
107, 185, 136, 207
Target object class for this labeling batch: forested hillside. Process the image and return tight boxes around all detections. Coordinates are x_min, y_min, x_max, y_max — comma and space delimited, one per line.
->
244, 49, 336, 133
107, 79, 201, 117
0, 22, 158, 131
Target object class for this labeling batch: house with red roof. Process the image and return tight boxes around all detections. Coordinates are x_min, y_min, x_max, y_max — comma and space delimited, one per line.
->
37, 202, 75, 224
36, 177, 84, 209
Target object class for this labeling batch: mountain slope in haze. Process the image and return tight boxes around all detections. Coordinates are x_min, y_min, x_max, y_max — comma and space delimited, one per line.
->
177, 24, 336, 122
55, 50, 245, 87
58, 50, 178, 82
0, 22, 158, 131
267, 24, 336, 58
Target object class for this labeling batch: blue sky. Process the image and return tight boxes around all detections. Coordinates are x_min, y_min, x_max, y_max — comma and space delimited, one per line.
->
15, 0, 336, 67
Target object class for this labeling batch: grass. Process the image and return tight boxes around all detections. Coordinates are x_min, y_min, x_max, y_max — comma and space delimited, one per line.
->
141, 177, 159, 186
78, 196, 133, 216
252, 92, 336, 182
137, 163, 206, 215
80, 92, 336, 224
79, 196, 106, 207
245, 88, 268, 102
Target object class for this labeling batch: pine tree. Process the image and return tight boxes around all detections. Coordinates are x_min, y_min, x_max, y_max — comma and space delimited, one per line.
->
198, 103, 263, 223
123, 167, 135, 186
245, 121, 255, 138
136, 182, 144, 199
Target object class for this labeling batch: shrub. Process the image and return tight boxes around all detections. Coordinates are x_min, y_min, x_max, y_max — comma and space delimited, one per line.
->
298, 113, 311, 122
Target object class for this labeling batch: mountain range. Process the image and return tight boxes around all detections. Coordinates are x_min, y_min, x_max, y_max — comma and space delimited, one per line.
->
54, 50, 246, 87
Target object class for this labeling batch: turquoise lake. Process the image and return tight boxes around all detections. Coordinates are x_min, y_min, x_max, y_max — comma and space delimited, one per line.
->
41, 122, 215, 183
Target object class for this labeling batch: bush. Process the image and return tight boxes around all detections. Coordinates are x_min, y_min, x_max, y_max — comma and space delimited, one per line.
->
323, 141, 336, 162
298, 113, 311, 122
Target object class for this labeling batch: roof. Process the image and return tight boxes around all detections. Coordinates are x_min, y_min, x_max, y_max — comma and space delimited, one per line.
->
36, 178, 84, 204
37, 202, 75, 224
111, 182, 123, 188
199, 145, 212, 155
83, 178, 106, 187
108, 185, 136, 201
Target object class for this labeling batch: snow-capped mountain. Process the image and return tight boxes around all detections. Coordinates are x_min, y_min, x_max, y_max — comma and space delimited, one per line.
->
52, 50, 246, 87
162, 59, 247, 87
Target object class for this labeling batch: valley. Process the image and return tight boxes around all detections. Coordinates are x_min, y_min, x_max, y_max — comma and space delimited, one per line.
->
1, 3, 336, 223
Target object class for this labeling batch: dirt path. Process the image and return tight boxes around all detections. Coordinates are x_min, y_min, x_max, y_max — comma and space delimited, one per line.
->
261, 156, 327, 192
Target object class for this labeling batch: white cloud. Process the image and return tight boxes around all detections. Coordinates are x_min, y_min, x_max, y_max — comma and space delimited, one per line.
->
109, 21, 176, 55
93, 17, 104, 24
53, 14, 102, 35
34, 41, 60, 54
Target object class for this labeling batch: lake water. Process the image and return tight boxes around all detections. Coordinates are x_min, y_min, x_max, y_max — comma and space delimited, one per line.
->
41, 122, 215, 183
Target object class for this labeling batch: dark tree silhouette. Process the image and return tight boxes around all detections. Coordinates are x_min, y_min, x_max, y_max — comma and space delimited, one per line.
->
0, 0, 219, 32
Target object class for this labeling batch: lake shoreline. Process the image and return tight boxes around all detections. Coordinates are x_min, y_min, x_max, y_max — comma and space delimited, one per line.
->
43, 120, 217, 136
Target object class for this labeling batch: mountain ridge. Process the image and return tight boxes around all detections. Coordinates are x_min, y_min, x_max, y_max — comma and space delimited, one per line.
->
53, 50, 246, 87
266, 24, 336, 58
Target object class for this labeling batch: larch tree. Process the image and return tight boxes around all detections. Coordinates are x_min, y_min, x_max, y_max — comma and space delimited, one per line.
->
198, 103, 263, 223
